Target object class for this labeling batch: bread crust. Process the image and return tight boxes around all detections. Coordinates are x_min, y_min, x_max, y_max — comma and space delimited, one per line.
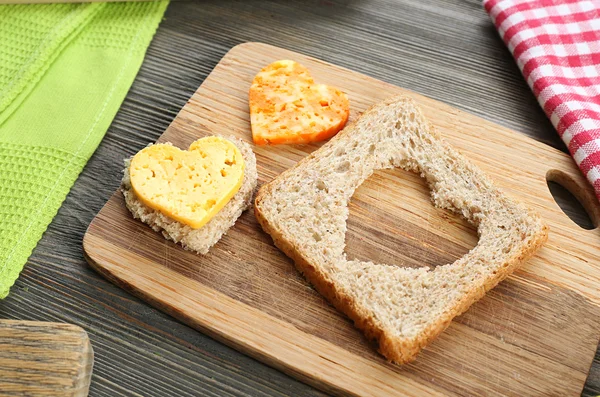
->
254, 95, 549, 364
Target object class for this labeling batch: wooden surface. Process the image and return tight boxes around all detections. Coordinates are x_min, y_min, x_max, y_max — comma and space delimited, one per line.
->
0, 1, 599, 396
0, 320, 93, 396
84, 43, 600, 397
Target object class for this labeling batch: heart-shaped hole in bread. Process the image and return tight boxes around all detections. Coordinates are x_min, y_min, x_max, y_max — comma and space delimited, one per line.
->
249, 60, 350, 145
129, 136, 245, 229
345, 166, 478, 270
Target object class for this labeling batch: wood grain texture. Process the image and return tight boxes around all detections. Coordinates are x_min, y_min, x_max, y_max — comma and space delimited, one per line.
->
84, 43, 600, 397
0, 1, 599, 396
0, 320, 93, 396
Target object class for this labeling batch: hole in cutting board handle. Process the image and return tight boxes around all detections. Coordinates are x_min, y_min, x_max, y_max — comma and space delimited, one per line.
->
546, 169, 599, 230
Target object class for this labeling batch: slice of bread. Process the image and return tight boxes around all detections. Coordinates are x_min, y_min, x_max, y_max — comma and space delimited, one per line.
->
255, 95, 548, 364
122, 136, 258, 254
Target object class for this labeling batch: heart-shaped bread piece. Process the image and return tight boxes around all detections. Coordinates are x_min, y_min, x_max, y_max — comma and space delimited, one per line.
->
129, 136, 245, 229
249, 60, 350, 145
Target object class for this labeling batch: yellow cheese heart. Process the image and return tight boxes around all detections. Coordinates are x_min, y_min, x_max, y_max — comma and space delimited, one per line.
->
129, 136, 245, 229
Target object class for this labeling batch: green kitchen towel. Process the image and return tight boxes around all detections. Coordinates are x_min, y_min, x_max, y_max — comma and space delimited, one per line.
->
0, 1, 169, 298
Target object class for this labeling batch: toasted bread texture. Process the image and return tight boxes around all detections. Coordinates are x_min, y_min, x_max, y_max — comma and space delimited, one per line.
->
254, 95, 548, 364
122, 136, 258, 255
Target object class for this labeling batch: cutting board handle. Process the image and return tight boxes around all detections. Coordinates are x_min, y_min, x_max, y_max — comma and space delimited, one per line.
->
547, 168, 600, 228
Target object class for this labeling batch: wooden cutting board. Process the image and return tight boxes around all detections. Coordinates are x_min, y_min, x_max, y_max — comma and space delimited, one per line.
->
83, 42, 600, 396
0, 320, 94, 396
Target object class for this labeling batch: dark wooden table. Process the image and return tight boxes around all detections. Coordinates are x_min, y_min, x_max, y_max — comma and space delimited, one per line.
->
0, 0, 598, 395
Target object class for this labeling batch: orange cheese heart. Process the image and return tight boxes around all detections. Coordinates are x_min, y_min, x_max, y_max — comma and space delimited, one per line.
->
249, 60, 350, 145
129, 136, 245, 229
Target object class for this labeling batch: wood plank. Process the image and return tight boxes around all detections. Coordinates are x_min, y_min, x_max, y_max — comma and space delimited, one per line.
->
84, 42, 600, 396
0, 320, 93, 396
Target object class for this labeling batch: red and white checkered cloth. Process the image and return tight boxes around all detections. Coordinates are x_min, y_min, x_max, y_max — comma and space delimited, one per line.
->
483, 0, 600, 201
